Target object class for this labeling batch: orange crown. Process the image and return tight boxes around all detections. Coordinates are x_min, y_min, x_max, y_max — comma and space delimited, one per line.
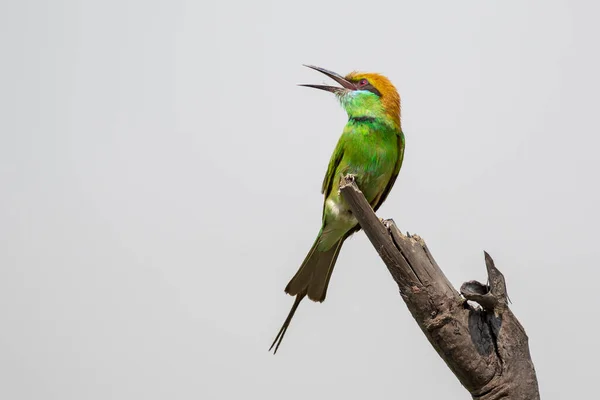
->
345, 71, 401, 129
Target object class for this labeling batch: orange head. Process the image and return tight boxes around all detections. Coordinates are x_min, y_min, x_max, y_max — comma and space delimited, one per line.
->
300, 65, 401, 130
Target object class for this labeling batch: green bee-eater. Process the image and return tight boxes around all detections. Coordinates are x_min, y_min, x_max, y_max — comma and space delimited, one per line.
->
270, 65, 405, 353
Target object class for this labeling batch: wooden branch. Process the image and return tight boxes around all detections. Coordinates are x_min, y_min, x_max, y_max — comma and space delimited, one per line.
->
339, 176, 540, 400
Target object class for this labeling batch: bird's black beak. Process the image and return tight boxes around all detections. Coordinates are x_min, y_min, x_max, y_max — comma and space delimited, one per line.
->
299, 65, 356, 94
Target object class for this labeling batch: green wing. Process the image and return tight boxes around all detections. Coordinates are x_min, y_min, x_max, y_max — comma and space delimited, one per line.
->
320, 129, 404, 216
373, 130, 405, 211
320, 135, 346, 219
321, 137, 345, 197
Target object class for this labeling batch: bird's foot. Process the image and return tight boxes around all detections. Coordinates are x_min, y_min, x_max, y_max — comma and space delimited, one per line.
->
338, 174, 357, 194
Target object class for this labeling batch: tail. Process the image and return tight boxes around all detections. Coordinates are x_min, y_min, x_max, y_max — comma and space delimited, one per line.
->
269, 232, 345, 354
268, 291, 305, 354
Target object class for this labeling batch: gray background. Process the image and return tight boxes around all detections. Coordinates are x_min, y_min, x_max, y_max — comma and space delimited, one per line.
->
1, 0, 598, 399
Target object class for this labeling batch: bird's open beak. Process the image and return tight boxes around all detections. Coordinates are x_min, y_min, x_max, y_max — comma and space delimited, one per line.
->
299, 65, 356, 94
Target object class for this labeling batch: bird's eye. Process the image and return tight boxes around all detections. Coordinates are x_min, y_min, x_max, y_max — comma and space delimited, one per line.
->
359, 79, 368, 86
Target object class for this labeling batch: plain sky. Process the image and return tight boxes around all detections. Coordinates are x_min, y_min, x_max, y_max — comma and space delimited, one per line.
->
1, 0, 599, 399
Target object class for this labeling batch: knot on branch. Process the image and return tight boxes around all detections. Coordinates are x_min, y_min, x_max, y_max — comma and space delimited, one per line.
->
460, 252, 510, 313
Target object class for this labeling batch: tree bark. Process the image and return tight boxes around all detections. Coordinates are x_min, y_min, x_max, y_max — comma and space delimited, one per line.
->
339, 175, 540, 400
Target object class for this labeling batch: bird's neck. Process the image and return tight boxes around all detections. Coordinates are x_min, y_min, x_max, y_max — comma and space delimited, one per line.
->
346, 112, 400, 132
341, 93, 400, 131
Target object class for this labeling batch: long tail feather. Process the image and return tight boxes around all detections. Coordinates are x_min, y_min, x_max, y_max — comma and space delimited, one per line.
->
269, 292, 305, 354
270, 232, 346, 354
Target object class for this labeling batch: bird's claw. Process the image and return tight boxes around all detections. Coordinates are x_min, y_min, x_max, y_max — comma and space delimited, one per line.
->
338, 174, 357, 194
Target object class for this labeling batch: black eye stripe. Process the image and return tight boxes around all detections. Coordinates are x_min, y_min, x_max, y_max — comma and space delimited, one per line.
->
351, 78, 382, 96
363, 83, 381, 97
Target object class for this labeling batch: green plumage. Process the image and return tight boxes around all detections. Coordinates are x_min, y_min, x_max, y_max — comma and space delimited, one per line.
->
270, 72, 405, 354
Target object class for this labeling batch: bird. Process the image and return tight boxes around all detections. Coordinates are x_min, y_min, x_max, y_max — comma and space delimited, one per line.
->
269, 65, 405, 354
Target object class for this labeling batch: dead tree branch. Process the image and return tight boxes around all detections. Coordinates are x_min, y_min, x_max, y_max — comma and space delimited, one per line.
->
339, 175, 540, 400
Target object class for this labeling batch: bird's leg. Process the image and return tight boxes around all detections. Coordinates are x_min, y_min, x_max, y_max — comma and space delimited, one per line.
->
344, 173, 357, 183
